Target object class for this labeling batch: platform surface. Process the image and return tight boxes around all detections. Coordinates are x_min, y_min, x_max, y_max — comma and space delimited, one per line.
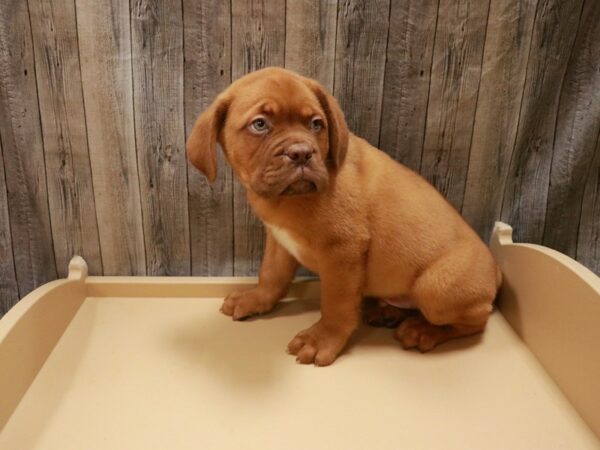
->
1, 296, 598, 450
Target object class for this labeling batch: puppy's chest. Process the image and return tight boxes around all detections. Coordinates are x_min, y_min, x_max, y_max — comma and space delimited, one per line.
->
264, 223, 307, 264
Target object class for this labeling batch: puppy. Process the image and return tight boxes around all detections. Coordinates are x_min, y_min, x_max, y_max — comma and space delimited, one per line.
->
187, 67, 501, 366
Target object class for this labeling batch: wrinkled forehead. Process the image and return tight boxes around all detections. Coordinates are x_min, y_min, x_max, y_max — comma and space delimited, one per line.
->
227, 75, 323, 126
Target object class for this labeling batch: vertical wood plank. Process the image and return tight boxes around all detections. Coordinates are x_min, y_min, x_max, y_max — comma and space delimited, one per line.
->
131, 0, 190, 275
577, 131, 600, 275
542, 0, 600, 258
28, 0, 103, 277
0, 0, 57, 295
0, 140, 19, 316
285, 0, 338, 92
462, 0, 538, 240
419, 0, 490, 211
378, 0, 438, 171
76, 0, 146, 275
231, 0, 285, 275
334, 0, 391, 146
183, 0, 233, 276
500, 0, 585, 244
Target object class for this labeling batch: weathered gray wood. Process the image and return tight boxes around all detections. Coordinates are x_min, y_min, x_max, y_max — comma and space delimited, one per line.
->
419, 0, 490, 211
183, 0, 233, 276
0, 0, 57, 295
577, 130, 600, 275
501, 0, 585, 245
0, 139, 19, 316
543, 0, 600, 258
462, 0, 538, 240
28, 0, 102, 277
76, 0, 146, 275
131, 0, 190, 276
231, 0, 285, 275
334, 0, 391, 146
0, 0, 599, 302
285, 0, 338, 92
378, 0, 438, 171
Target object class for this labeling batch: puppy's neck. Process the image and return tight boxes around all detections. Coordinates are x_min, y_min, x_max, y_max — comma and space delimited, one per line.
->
247, 190, 321, 225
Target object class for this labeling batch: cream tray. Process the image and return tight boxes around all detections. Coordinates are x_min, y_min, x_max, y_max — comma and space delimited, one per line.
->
1, 223, 599, 449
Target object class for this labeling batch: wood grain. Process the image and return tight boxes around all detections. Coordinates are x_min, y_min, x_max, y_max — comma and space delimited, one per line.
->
378, 0, 439, 171
543, 0, 600, 258
76, 0, 146, 275
28, 0, 102, 277
131, 0, 190, 275
0, 0, 57, 295
334, 0, 391, 146
501, 0, 585, 244
462, 0, 538, 240
183, 0, 233, 276
231, 0, 285, 275
1, 1, 600, 308
0, 139, 18, 316
577, 131, 600, 275
285, 0, 338, 92
419, 0, 490, 211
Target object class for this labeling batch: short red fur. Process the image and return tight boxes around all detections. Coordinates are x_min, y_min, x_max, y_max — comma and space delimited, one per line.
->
187, 68, 501, 366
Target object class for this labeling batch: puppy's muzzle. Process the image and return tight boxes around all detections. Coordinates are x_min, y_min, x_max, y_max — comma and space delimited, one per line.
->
284, 143, 314, 166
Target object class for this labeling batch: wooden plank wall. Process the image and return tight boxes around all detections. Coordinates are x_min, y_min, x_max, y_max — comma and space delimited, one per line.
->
183, 0, 233, 277
1, 0, 598, 314
76, 0, 146, 276
419, 0, 490, 211
0, 0, 57, 305
29, 0, 103, 278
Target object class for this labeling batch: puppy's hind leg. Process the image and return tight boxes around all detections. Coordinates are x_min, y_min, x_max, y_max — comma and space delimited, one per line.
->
395, 315, 487, 352
396, 245, 497, 352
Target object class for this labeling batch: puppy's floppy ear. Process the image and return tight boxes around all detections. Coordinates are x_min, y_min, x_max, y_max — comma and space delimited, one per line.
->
305, 79, 349, 169
186, 95, 229, 183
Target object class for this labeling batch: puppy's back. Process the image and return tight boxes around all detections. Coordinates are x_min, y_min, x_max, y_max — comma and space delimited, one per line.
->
343, 135, 493, 292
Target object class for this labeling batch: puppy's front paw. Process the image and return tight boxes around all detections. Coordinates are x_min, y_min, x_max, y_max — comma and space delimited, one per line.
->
287, 321, 350, 366
220, 289, 276, 320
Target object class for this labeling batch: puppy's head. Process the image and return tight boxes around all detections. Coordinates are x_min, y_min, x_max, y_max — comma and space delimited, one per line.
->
186, 68, 349, 197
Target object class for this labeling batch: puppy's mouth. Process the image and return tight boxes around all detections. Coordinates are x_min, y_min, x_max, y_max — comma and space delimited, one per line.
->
250, 158, 329, 198
280, 168, 319, 196
281, 178, 317, 196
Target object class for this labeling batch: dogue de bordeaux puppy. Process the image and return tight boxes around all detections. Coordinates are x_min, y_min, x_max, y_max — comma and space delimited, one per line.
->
186, 67, 501, 366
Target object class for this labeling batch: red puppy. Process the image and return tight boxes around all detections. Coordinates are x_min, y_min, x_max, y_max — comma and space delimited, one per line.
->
187, 68, 501, 366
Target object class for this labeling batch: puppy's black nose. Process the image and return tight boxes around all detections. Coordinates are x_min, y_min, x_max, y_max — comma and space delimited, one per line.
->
286, 143, 313, 166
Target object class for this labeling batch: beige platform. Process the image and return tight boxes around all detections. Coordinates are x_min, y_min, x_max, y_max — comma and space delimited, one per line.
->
1, 223, 599, 449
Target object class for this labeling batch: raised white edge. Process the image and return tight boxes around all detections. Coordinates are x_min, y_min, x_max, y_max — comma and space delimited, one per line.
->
490, 221, 600, 440
491, 221, 514, 246
67, 255, 88, 281
491, 221, 600, 294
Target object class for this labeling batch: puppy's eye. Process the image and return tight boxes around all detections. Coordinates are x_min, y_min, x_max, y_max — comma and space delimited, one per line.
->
310, 117, 323, 133
249, 117, 270, 134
